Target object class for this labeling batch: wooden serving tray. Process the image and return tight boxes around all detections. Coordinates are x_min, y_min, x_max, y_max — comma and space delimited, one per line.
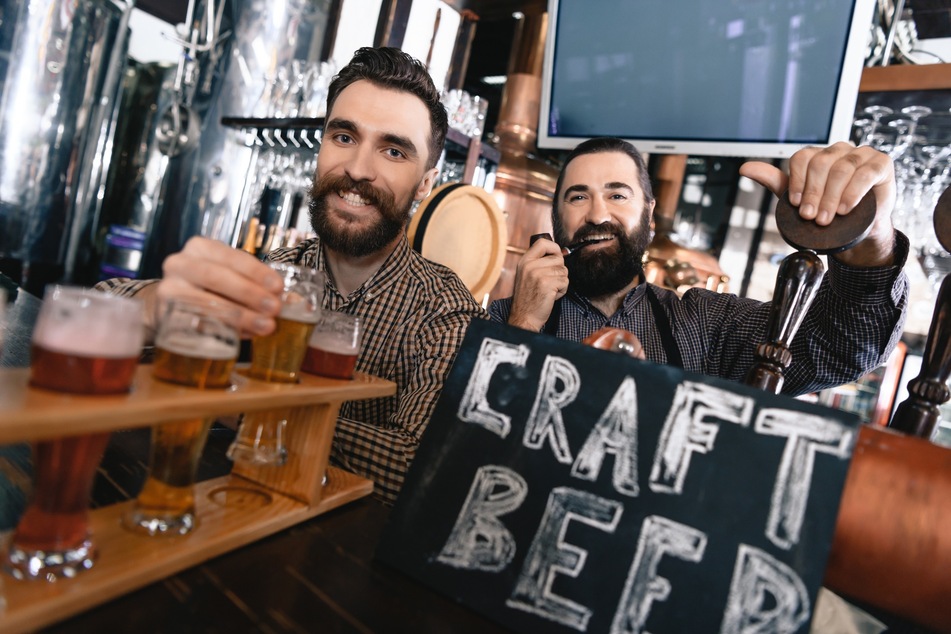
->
0, 365, 396, 633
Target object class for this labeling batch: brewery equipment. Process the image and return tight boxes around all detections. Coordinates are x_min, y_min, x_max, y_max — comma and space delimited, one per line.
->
0, 0, 133, 294
487, 12, 560, 302
134, 0, 334, 278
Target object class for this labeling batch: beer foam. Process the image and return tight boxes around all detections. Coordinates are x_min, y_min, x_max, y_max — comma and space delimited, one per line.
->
33, 316, 143, 358
310, 337, 359, 355
156, 331, 238, 361
280, 301, 319, 324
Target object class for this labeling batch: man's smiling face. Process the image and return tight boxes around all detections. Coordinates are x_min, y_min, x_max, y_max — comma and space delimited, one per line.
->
308, 80, 438, 257
554, 151, 656, 298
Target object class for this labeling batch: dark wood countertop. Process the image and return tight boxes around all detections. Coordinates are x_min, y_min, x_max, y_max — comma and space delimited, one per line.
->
42, 495, 508, 634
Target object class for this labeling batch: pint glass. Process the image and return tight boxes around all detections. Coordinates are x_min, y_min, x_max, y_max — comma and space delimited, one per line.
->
123, 300, 239, 536
5, 287, 143, 580
228, 263, 323, 465
246, 263, 325, 383
301, 311, 362, 379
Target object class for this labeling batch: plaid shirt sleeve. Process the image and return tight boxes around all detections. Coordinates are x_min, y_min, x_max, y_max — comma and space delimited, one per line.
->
93, 277, 159, 298
690, 230, 910, 394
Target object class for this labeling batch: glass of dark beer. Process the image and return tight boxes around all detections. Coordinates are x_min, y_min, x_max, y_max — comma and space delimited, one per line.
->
4, 286, 143, 580
228, 263, 324, 465
123, 299, 240, 536
301, 311, 362, 379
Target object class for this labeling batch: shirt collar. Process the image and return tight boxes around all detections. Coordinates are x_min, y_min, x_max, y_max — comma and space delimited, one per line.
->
621, 283, 649, 313
316, 234, 412, 304
566, 283, 648, 318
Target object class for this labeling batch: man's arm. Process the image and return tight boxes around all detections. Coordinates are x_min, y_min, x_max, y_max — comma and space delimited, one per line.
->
784, 233, 909, 392
690, 143, 905, 394
692, 235, 908, 395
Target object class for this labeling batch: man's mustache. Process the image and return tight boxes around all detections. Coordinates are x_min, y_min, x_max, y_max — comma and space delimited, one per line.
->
567, 223, 626, 250
312, 174, 393, 211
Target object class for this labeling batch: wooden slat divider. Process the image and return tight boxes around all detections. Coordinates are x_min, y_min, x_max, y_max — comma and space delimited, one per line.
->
0, 366, 394, 444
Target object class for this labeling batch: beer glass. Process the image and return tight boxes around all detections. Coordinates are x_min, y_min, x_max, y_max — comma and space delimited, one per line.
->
123, 300, 240, 536
5, 287, 143, 580
228, 263, 324, 465
301, 311, 362, 379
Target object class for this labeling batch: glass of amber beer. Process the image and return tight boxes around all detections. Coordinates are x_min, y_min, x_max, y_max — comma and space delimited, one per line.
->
5, 287, 143, 580
301, 311, 362, 379
123, 299, 240, 536
228, 263, 324, 465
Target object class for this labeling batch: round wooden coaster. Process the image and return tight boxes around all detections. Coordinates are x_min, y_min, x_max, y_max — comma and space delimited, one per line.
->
775, 190, 876, 254
933, 185, 951, 253
407, 183, 508, 301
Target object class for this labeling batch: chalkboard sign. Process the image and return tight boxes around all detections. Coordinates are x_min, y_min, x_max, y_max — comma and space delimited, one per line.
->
377, 319, 859, 633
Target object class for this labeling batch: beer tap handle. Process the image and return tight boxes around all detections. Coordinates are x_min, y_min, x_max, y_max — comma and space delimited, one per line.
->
889, 185, 951, 438
744, 250, 825, 393
889, 274, 951, 437
744, 190, 877, 394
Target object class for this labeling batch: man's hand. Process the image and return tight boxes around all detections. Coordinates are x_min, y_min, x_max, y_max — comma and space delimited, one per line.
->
138, 237, 285, 336
739, 142, 897, 267
507, 238, 569, 332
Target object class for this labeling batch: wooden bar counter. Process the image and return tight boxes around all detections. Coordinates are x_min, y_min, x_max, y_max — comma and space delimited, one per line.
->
0, 279, 944, 633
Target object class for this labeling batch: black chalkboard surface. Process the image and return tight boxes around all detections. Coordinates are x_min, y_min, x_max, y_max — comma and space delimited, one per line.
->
377, 320, 860, 633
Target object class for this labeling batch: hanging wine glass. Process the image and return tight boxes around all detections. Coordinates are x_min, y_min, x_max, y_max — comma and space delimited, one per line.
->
900, 105, 932, 138
862, 105, 894, 138
852, 117, 874, 145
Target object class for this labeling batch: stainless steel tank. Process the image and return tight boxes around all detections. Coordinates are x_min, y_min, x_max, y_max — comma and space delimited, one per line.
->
0, 0, 133, 294
135, 0, 333, 278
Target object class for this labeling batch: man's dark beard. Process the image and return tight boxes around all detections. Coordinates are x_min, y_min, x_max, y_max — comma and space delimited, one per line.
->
308, 173, 415, 257
556, 217, 651, 299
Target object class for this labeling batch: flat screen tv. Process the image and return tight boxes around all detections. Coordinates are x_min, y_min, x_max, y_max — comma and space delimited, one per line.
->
538, 0, 875, 157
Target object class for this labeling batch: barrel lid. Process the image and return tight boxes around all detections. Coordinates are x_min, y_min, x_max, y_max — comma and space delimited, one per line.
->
408, 183, 508, 302
775, 190, 876, 254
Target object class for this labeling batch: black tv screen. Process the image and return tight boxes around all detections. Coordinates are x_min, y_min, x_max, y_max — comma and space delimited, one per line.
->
539, 0, 874, 157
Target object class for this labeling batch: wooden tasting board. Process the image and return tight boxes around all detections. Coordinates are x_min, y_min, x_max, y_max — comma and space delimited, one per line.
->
0, 365, 396, 633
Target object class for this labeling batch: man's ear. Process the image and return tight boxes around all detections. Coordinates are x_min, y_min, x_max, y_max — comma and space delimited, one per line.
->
414, 167, 439, 201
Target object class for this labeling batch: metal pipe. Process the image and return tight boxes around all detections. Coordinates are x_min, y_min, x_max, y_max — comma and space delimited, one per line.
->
880, 0, 906, 67
0, 0, 135, 290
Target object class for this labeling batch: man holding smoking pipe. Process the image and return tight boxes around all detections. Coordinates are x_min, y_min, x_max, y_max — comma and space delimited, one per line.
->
488, 137, 909, 396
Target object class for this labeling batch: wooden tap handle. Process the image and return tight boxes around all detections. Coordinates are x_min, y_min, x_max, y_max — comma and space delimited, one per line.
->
889, 273, 951, 438
745, 250, 825, 393
775, 190, 876, 254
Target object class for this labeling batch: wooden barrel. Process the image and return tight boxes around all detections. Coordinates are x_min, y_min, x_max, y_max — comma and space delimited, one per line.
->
408, 183, 508, 305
